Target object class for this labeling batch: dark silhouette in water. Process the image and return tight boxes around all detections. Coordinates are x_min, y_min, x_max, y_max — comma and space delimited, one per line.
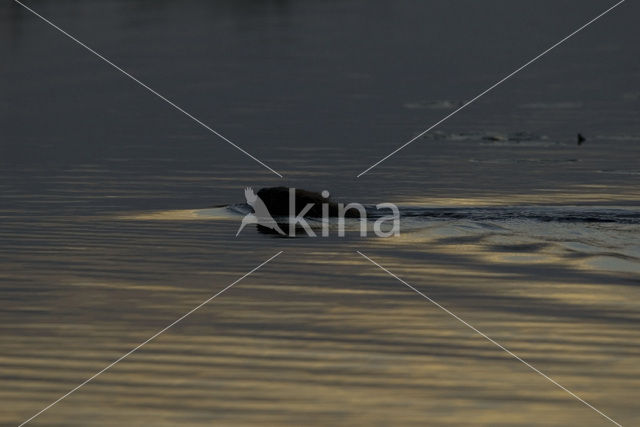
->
577, 133, 586, 145
257, 187, 358, 217
247, 187, 361, 236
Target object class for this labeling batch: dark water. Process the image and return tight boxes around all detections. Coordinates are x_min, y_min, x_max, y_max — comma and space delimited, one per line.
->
2, 1, 640, 425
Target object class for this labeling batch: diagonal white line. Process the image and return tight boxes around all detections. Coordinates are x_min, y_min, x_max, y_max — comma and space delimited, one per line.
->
17, 251, 284, 427
357, 0, 626, 177
356, 251, 623, 426
13, 0, 283, 178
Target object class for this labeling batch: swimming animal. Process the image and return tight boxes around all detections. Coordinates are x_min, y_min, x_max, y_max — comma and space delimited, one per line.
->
256, 187, 358, 217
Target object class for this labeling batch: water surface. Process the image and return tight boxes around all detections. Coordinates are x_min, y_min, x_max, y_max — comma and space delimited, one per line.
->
2, 0, 639, 425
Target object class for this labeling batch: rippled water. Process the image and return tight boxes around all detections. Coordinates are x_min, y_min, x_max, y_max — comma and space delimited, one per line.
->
2, 0, 640, 426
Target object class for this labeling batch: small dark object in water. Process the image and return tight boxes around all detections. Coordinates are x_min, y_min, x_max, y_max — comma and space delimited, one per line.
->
482, 134, 504, 142
257, 187, 358, 218
577, 133, 586, 145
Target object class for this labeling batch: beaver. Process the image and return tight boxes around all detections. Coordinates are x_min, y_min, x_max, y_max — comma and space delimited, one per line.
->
256, 187, 359, 218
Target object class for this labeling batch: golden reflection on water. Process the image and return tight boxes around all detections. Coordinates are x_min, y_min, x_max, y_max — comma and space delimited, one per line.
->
395, 185, 640, 207
2, 212, 640, 426
119, 207, 234, 221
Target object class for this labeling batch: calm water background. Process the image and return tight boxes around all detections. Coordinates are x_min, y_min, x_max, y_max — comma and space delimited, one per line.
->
1, 0, 639, 425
